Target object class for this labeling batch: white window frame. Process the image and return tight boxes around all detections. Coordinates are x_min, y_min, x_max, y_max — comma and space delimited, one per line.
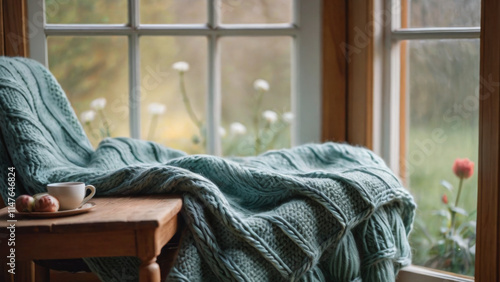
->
374, 0, 479, 281
374, 0, 480, 176
27, 0, 322, 155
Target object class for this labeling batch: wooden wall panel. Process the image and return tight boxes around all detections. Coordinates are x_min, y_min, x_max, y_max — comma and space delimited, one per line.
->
346, 0, 373, 149
2, 0, 28, 57
322, 0, 374, 148
0, 0, 4, 56
476, 0, 500, 280
321, 0, 347, 143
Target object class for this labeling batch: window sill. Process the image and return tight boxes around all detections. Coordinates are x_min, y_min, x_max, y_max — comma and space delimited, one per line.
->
397, 265, 474, 282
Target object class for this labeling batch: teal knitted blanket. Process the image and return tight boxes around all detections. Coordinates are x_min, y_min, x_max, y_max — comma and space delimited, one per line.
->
0, 57, 415, 281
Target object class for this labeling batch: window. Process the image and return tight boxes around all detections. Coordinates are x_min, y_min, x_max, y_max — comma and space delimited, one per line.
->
10, 0, 498, 280
27, 0, 321, 155
374, 0, 481, 278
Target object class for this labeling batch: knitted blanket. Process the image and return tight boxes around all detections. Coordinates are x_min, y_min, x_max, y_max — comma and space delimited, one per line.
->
0, 57, 416, 281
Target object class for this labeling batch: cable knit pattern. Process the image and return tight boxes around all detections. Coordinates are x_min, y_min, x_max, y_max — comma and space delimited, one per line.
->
0, 57, 416, 281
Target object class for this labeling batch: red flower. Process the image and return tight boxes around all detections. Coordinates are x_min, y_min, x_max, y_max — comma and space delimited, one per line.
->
452, 158, 474, 179
442, 194, 448, 204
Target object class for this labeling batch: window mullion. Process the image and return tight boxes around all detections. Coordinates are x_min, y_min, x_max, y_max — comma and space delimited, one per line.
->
207, 0, 219, 29
207, 36, 221, 155
392, 27, 480, 40
292, 0, 300, 27
293, 0, 321, 145
380, 0, 401, 175
43, 24, 298, 36
29, 0, 48, 66
129, 0, 140, 139
207, 0, 221, 155
291, 0, 299, 146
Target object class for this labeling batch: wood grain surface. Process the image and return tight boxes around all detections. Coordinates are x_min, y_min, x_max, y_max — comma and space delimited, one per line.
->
0, 196, 182, 233
0, 195, 183, 282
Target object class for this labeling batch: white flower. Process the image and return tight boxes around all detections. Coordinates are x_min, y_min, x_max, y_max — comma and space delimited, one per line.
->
283, 112, 294, 124
90, 98, 106, 110
148, 103, 166, 115
80, 110, 96, 123
172, 61, 190, 72
253, 79, 270, 92
219, 126, 227, 137
262, 110, 278, 124
230, 122, 247, 135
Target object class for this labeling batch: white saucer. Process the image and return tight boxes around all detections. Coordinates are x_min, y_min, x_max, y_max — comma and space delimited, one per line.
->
15, 202, 96, 218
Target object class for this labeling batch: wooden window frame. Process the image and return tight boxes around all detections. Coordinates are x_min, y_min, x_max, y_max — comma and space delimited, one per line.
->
1, 0, 28, 57
323, 0, 499, 281
0, 0, 29, 209
475, 0, 500, 279
0, 0, 4, 55
321, 0, 347, 142
5, 0, 500, 281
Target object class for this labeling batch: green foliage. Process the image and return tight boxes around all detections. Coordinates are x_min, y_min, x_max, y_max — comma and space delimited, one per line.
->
423, 203, 476, 275
410, 154, 477, 276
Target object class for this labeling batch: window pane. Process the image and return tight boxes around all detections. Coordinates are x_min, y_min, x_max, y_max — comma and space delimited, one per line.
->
47, 36, 129, 148
221, 0, 292, 24
140, 0, 206, 24
406, 39, 479, 276
140, 37, 207, 154
220, 37, 292, 156
45, 0, 127, 24
407, 0, 481, 28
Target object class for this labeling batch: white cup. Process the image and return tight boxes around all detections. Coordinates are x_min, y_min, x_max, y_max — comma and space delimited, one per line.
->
47, 182, 96, 210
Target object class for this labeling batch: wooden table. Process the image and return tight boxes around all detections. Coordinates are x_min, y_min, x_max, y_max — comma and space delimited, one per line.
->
0, 195, 183, 282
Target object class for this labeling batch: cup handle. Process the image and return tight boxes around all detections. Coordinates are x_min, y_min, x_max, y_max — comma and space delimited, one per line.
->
81, 185, 96, 206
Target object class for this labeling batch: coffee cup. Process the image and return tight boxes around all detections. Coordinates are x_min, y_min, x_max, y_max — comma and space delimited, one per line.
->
47, 182, 96, 210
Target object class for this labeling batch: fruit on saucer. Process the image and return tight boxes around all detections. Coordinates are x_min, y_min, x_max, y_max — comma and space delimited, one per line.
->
16, 193, 60, 212
15, 195, 35, 212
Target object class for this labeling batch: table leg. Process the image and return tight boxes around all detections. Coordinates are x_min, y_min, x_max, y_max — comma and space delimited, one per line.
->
139, 257, 161, 282
0, 251, 13, 282
15, 260, 34, 282
34, 263, 49, 282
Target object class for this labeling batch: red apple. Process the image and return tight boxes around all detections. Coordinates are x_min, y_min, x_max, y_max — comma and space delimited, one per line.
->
34, 194, 60, 212
16, 195, 35, 212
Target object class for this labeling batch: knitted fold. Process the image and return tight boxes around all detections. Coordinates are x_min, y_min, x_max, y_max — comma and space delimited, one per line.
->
0, 57, 416, 281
